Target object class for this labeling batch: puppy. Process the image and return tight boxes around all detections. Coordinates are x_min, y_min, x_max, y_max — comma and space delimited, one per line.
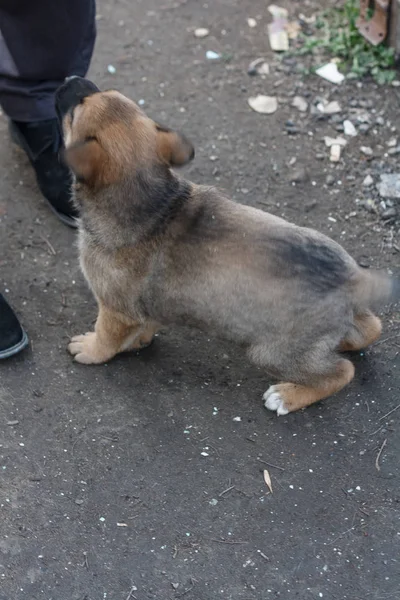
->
56, 77, 398, 415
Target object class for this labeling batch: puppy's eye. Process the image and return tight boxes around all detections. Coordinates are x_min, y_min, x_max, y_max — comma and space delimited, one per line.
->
85, 136, 97, 143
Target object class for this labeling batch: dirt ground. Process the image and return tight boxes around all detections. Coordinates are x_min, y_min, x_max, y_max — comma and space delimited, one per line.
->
1, 1, 399, 599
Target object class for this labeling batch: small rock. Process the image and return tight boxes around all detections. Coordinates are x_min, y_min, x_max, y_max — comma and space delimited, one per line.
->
315, 153, 325, 160
285, 120, 299, 134
360, 146, 373, 156
324, 101, 342, 115
358, 123, 370, 135
326, 174, 335, 186
381, 207, 397, 219
248, 95, 278, 114
388, 146, 400, 156
7, 420, 19, 426
378, 174, 400, 199
387, 137, 397, 147
206, 50, 220, 60
375, 116, 385, 126
247, 58, 270, 76
194, 27, 209, 38
172, 583, 180, 590
75, 499, 84, 505
107, 65, 116, 74
343, 120, 357, 137
330, 144, 341, 162
290, 167, 308, 183
292, 95, 308, 112
324, 136, 347, 148
305, 199, 317, 211
363, 174, 374, 187
361, 199, 378, 214
247, 17, 257, 28
315, 62, 345, 84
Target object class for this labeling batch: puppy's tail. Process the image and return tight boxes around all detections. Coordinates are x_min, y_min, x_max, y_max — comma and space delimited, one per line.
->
352, 268, 400, 310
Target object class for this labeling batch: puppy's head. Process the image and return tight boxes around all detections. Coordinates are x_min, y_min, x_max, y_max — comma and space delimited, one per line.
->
55, 76, 194, 188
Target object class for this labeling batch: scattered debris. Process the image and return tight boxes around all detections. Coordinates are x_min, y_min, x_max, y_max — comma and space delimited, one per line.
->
315, 62, 345, 85
248, 95, 278, 114
292, 96, 308, 112
375, 438, 387, 471
117, 522, 128, 527
343, 120, 357, 136
378, 173, 400, 199
107, 65, 116, 74
209, 498, 218, 506
247, 58, 270, 76
268, 5, 289, 52
286, 20, 301, 40
172, 583, 179, 590
363, 174, 374, 187
247, 17, 257, 28
320, 100, 342, 115
324, 136, 347, 148
206, 50, 220, 60
200, 451, 209, 457
233, 416, 242, 422
6, 420, 19, 426
290, 166, 308, 183
194, 27, 209, 38
326, 174, 335, 186
263, 469, 273, 493
330, 144, 342, 162
360, 146, 373, 156
285, 120, 299, 134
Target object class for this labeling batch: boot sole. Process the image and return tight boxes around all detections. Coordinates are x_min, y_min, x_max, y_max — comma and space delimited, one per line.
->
0, 330, 29, 360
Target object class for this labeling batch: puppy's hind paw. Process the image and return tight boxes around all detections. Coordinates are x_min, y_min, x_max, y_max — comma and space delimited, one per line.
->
263, 385, 289, 416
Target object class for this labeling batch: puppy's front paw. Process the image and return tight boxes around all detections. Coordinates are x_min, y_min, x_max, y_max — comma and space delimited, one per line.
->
68, 332, 107, 365
263, 385, 290, 416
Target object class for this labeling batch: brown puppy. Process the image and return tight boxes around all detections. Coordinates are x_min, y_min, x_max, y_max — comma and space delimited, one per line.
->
56, 77, 398, 415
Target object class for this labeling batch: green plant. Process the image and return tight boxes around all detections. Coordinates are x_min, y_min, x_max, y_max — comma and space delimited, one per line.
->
292, 0, 396, 84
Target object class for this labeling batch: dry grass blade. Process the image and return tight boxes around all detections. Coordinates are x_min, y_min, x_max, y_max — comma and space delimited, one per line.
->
263, 469, 273, 493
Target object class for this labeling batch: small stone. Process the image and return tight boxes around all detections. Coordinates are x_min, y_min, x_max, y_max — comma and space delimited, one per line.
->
172, 583, 180, 590
285, 120, 299, 134
387, 137, 397, 147
324, 101, 342, 115
315, 153, 325, 160
247, 17, 257, 28
248, 95, 278, 114
358, 123, 370, 135
107, 65, 116, 74
7, 420, 19, 426
206, 50, 220, 60
343, 120, 357, 136
247, 58, 269, 76
290, 167, 308, 183
378, 174, 400, 199
375, 116, 385, 126
326, 174, 335, 186
330, 144, 341, 162
381, 207, 397, 219
388, 146, 400, 155
363, 174, 374, 187
292, 95, 308, 112
324, 136, 347, 148
75, 499, 84, 505
361, 199, 378, 214
194, 27, 209, 38
360, 146, 373, 156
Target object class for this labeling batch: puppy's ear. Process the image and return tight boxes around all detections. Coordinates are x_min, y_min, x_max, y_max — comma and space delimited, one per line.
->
155, 124, 194, 167
62, 138, 106, 186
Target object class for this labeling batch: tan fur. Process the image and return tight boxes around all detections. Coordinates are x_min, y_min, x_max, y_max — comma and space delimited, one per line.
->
55, 77, 397, 415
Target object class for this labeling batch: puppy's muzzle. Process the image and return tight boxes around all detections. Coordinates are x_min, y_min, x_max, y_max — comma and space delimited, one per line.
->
55, 76, 100, 123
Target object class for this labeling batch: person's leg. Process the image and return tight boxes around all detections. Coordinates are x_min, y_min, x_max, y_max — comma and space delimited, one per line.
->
0, 0, 96, 227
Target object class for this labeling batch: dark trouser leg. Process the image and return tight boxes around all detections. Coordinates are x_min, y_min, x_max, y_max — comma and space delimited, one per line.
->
0, 0, 96, 225
0, 0, 96, 121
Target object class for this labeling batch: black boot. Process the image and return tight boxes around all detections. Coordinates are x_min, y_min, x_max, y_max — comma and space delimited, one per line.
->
10, 119, 78, 228
0, 294, 29, 359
